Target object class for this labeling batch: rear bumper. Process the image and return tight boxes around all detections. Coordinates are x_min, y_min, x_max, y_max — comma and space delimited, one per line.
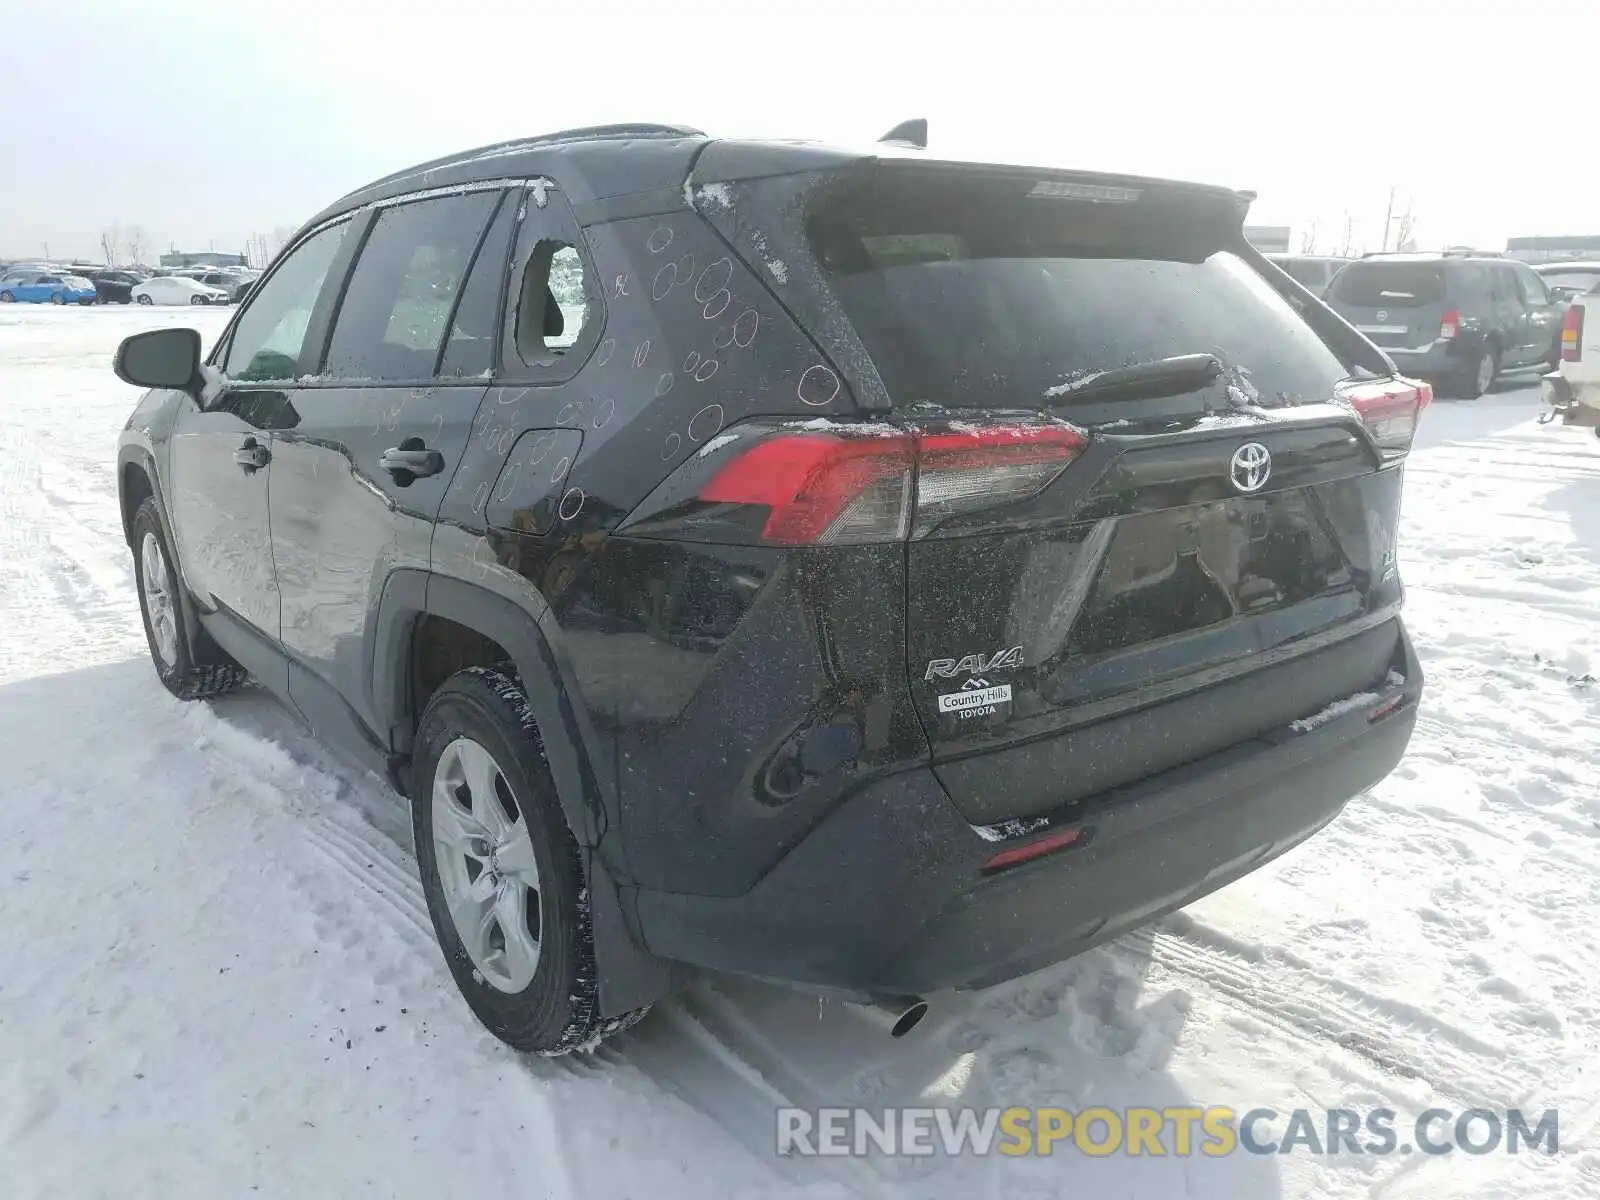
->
1380, 341, 1464, 379
637, 624, 1423, 997
1542, 371, 1600, 426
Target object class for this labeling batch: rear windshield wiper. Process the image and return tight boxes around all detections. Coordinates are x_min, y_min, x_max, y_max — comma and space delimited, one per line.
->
1044, 353, 1223, 403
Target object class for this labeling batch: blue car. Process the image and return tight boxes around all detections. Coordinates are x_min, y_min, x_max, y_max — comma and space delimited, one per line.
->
0, 271, 99, 305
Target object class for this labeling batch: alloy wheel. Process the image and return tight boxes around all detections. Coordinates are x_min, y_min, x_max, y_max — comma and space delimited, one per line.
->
431, 736, 543, 993
138, 531, 178, 669
1477, 352, 1496, 394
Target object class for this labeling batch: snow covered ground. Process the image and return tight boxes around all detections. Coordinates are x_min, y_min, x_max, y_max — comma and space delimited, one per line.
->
1, 305, 1597, 1199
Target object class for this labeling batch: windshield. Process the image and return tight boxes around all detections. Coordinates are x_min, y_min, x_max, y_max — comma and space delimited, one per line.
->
802, 170, 1350, 408
1330, 262, 1448, 307
65, 276, 93, 289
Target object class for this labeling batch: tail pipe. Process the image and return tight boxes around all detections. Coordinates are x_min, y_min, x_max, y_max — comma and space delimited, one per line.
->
866, 994, 929, 1038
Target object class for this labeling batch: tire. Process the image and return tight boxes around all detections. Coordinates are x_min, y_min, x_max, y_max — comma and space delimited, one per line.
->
189, 295, 208, 306
130, 497, 248, 701
413, 665, 651, 1054
1455, 344, 1500, 400
0, 291, 13, 302
136, 294, 153, 305
50, 292, 65, 305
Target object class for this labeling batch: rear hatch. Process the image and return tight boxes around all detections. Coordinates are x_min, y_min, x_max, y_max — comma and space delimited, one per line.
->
1326, 259, 1450, 350
679, 157, 1422, 823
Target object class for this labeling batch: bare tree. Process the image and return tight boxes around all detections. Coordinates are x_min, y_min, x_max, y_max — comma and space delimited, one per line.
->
1393, 206, 1419, 253
125, 226, 148, 268
267, 224, 295, 259
1298, 219, 1321, 255
99, 227, 121, 266
1335, 211, 1357, 258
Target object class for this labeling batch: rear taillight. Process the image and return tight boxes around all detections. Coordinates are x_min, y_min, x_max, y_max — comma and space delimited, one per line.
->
1439, 308, 1461, 340
630, 422, 1087, 546
1337, 377, 1432, 455
1562, 305, 1584, 362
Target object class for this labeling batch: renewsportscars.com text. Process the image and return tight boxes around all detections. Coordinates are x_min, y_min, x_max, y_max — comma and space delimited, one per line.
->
776, 1106, 1560, 1158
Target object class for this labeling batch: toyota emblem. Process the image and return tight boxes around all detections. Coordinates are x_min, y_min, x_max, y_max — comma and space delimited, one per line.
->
1229, 442, 1272, 493
1375, 309, 1388, 321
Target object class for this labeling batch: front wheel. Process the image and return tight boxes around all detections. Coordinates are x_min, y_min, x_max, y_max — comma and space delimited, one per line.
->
0, 291, 13, 303
189, 295, 207, 306
130, 498, 247, 700
413, 665, 651, 1054
136, 294, 153, 305
49, 292, 65, 305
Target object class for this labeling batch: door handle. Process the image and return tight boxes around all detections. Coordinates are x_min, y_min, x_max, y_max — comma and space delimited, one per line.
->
234, 437, 270, 472
379, 437, 445, 480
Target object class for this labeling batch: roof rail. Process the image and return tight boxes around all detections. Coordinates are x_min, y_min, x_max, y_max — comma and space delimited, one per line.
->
341, 123, 707, 202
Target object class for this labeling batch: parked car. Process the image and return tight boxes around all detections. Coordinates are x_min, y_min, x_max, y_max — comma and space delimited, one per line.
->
131, 276, 232, 306
1534, 260, 1600, 299
1541, 284, 1600, 439
186, 271, 253, 302
1326, 252, 1569, 398
1268, 254, 1352, 295
0, 271, 98, 304
82, 269, 148, 304
112, 123, 1425, 1054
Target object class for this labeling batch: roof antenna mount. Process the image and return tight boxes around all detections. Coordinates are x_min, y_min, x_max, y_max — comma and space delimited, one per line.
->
879, 118, 927, 150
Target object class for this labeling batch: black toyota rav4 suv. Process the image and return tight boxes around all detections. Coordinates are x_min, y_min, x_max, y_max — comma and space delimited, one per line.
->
114, 123, 1425, 1053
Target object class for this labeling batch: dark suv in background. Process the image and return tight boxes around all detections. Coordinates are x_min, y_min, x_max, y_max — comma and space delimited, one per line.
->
1326, 252, 1568, 398
113, 124, 1426, 1054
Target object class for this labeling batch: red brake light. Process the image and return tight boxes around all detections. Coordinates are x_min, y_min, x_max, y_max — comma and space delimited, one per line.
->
697, 424, 1087, 545
1562, 305, 1584, 362
1337, 377, 1431, 454
699, 435, 915, 544
1439, 308, 1461, 340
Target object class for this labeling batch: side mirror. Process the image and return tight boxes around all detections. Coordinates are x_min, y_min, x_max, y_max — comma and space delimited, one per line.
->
114, 327, 202, 391
1549, 286, 1577, 304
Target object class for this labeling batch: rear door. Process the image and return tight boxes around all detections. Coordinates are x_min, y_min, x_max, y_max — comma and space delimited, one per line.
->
1513, 262, 1560, 366
268, 185, 508, 762
1327, 260, 1448, 350
1490, 264, 1532, 363
780, 165, 1413, 822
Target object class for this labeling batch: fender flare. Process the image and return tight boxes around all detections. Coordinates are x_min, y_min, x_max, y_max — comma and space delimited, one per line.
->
116, 442, 220, 668
370, 568, 683, 1016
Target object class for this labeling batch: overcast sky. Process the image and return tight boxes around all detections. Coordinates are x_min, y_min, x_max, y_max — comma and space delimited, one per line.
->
4, 0, 1595, 262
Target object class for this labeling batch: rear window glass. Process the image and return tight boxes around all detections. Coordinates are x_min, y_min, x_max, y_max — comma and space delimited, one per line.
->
1539, 270, 1600, 293
1330, 262, 1448, 307
803, 172, 1349, 409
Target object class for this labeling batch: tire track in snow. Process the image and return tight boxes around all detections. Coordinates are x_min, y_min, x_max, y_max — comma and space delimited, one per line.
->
1152, 914, 1537, 1107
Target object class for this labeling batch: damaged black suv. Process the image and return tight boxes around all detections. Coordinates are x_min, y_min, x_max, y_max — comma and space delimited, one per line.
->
114, 123, 1424, 1053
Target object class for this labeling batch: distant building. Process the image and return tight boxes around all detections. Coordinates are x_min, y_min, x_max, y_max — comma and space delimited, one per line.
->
160, 250, 248, 269
1245, 225, 1292, 254
1505, 235, 1600, 264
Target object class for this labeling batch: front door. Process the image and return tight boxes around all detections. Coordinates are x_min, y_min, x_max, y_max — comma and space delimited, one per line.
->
165, 392, 283, 681
268, 187, 510, 762
179, 216, 356, 687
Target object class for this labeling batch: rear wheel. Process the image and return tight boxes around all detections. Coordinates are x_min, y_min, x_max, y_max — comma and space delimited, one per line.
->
130, 498, 247, 701
49, 292, 65, 305
0, 291, 12, 302
136, 294, 153, 305
413, 665, 651, 1054
1456, 345, 1499, 399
